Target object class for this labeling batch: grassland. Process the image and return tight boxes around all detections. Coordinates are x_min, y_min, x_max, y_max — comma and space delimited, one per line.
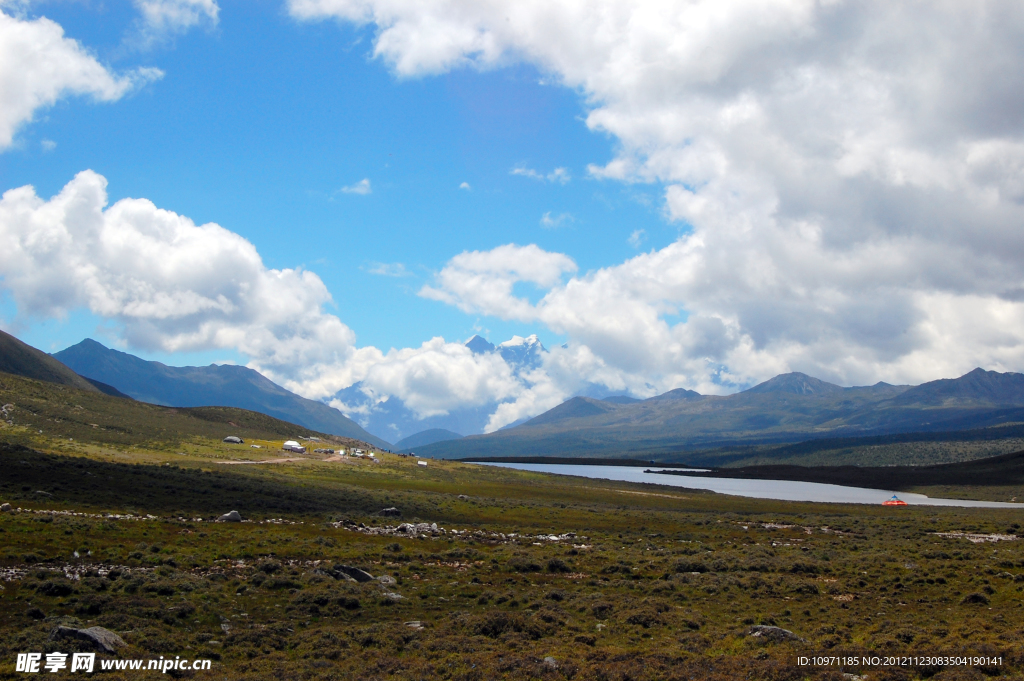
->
2, 372, 1024, 679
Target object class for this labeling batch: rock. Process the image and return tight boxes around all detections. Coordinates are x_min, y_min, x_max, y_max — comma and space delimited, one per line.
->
34, 490, 53, 497
335, 565, 374, 582
381, 591, 404, 601
380, 507, 401, 517
378, 575, 397, 586
748, 625, 803, 642
543, 657, 558, 670
50, 626, 126, 654
0, 503, 11, 512
405, 620, 423, 630
218, 510, 242, 522
457, 495, 469, 500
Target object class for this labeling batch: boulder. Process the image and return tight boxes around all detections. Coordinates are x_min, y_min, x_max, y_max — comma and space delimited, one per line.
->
380, 507, 401, 517
378, 575, 397, 586
543, 657, 559, 670
747, 625, 803, 642
335, 565, 374, 583
457, 495, 469, 500
218, 510, 242, 522
50, 626, 125, 654
0, 502, 11, 512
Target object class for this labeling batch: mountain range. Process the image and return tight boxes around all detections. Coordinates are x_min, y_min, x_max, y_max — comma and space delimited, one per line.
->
414, 368, 1024, 461
52, 339, 389, 448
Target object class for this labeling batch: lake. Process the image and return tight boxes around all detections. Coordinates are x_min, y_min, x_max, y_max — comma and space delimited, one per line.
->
476, 462, 1024, 508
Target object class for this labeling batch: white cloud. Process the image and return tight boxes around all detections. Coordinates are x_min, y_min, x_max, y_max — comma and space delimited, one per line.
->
419, 243, 577, 320
511, 165, 570, 184
290, 0, 1024, 391
628, 229, 645, 248
0, 171, 552, 431
0, 170, 362, 382
133, 0, 219, 42
340, 178, 372, 195
339, 337, 522, 418
459, 181, 471, 190
0, 9, 162, 150
40, 138, 55, 152
539, 211, 572, 228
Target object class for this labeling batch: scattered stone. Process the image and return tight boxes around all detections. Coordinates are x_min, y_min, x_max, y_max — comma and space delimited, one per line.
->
218, 510, 242, 522
34, 490, 53, 497
405, 621, 423, 630
380, 507, 401, 517
381, 591, 404, 601
748, 625, 803, 642
50, 626, 126, 654
335, 565, 374, 583
378, 575, 397, 586
0, 503, 11, 512
457, 495, 469, 500
934, 531, 1018, 543
543, 657, 558, 670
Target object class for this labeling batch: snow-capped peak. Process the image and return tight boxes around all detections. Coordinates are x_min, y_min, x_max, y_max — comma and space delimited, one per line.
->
499, 334, 540, 348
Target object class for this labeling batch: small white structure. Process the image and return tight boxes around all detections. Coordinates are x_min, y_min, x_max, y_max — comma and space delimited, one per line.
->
417, 461, 428, 467
223, 436, 243, 444
282, 440, 306, 454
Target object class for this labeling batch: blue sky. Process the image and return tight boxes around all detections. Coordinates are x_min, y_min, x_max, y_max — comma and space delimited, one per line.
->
3, 1, 1024, 433
1, 0, 671, 361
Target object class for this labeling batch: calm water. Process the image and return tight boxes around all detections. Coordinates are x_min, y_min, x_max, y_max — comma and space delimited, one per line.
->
476, 463, 1024, 508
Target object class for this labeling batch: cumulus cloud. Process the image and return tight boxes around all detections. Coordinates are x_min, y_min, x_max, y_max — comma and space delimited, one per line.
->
419, 243, 577, 320
0, 171, 544, 430
0, 170, 362, 379
511, 165, 570, 184
0, 9, 162, 149
340, 178, 372, 195
627, 229, 645, 248
291, 0, 1024, 390
459, 181, 471, 190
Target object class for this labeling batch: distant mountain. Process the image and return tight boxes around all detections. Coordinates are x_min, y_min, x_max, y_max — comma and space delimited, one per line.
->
0, 329, 102, 394
332, 334, 549, 442
743, 372, 844, 396
53, 339, 390, 448
893, 368, 1024, 406
414, 368, 1024, 461
394, 428, 464, 451
519, 397, 620, 428
600, 395, 641, 405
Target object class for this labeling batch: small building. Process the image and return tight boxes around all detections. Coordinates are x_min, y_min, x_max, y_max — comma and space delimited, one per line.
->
223, 436, 243, 444
417, 461, 428, 467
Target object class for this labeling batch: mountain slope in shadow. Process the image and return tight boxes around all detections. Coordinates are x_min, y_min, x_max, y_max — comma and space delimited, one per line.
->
53, 339, 390, 448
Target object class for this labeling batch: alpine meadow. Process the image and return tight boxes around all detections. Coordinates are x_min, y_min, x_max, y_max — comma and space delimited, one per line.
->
4, 2, 1024, 680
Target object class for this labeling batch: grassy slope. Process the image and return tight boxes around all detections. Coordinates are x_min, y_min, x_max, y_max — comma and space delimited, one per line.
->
2, 374, 1024, 679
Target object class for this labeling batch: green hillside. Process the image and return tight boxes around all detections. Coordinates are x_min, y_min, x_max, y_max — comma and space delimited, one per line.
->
0, 328, 101, 394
